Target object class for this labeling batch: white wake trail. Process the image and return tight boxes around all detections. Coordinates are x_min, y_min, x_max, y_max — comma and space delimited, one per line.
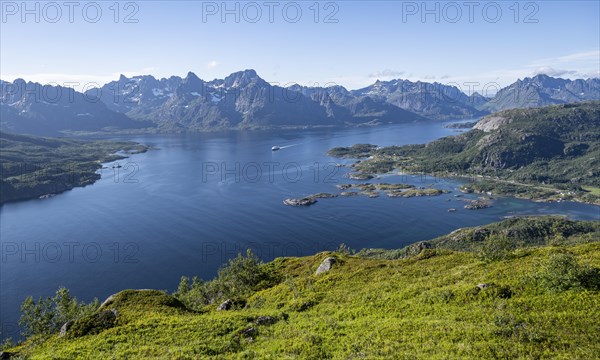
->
278, 143, 300, 149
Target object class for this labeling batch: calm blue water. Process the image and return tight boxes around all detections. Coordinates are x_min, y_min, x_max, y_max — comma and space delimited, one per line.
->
1, 123, 598, 339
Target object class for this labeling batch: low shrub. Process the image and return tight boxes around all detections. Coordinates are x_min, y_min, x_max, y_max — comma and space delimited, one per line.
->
534, 252, 600, 293
477, 234, 514, 262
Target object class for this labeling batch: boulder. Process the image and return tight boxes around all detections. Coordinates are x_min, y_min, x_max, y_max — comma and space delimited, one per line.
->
417, 242, 432, 252
255, 316, 277, 326
99, 289, 156, 309
240, 327, 257, 337
403, 241, 432, 257
217, 299, 233, 311
477, 283, 490, 290
100, 294, 116, 309
66, 309, 118, 338
59, 320, 74, 337
315, 257, 337, 275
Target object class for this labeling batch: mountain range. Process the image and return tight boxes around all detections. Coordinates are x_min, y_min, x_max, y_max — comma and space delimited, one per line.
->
0, 79, 149, 136
1, 72, 599, 136
351, 79, 489, 120
91, 70, 426, 132
482, 74, 600, 112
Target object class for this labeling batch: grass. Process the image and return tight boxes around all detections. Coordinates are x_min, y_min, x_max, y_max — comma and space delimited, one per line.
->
583, 186, 600, 196
8, 218, 600, 359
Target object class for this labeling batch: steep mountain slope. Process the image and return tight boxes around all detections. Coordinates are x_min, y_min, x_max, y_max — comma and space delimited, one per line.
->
289, 84, 428, 124
484, 75, 600, 112
0, 80, 150, 136
352, 79, 488, 120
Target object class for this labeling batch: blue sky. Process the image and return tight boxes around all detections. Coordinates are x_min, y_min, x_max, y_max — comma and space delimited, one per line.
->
1, 1, 599, 93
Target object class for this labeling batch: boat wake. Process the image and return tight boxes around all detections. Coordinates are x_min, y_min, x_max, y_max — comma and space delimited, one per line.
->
279, 144, 300, 149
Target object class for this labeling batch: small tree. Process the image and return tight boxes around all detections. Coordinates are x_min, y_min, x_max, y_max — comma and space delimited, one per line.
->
19, 296, 54, 337
175, 276, 191, 296
20, 287, 98, 337
174, 276, 209, 310
335, 243, 354, 256
214, 249, 264, 299
0, 337, 14, 351
53, 287, 96, 328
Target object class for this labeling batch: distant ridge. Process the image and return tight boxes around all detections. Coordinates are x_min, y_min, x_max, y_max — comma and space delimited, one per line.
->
1, 72, 599, 135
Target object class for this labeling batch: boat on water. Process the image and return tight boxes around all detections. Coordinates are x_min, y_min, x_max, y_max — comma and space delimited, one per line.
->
271, 146, 281, 151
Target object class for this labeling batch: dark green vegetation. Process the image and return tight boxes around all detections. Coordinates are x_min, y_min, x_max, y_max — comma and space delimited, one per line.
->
444, 121, 477, 129
174, 250, 281, 310
386, 188, 447, 197
328, 101, 600, 204
327, 143, 378, 158
6, 217, 600, 359
0, 132, 147, 204
19, 288, 99, 338
357, 216, 599, 259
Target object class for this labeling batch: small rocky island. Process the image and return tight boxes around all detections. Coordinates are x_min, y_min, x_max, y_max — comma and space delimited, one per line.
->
283, 197, 318, 207
309, 193, 338, 199
284, 183, 450, 206
348, 173, 375, 180
464, 199, 492, 210
340, 191, 360, 197
283, 193, 338, 206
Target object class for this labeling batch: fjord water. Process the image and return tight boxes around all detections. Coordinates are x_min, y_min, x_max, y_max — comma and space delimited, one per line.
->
1, 123, 599, 338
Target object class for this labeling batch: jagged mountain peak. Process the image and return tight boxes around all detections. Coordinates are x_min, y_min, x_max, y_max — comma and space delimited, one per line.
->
224, 69, 265, 88
184, 71, 202, 82
181, 72, 204, 88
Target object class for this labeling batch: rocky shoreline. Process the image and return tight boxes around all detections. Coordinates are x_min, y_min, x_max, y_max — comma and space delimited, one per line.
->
283, 183, 451, 207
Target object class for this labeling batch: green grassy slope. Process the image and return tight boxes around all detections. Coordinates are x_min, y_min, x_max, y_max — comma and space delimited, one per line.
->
358, 216, 600, 259
8, 217, 600, 359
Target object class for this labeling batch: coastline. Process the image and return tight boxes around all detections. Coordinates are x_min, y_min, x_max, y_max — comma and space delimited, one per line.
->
330, 157, 600, 207
0, 143, 149, 206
